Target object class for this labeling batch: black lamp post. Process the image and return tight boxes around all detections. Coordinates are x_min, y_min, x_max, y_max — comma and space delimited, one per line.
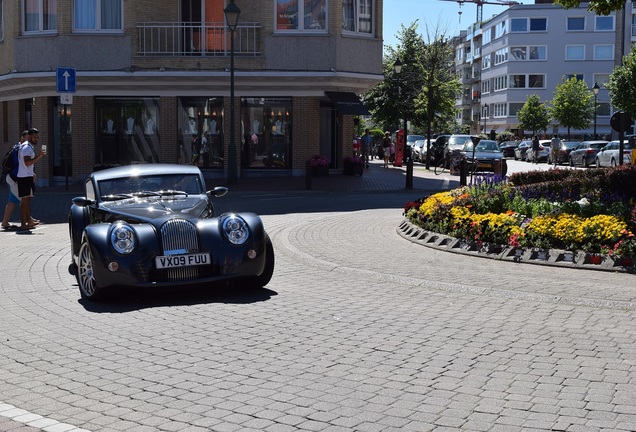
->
224, 0, 240, 183
483, 103, 488, 136
592, 82, 600, 139
394, 58, 412, 189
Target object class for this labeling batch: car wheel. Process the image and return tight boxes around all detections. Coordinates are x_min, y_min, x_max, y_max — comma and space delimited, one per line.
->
596, 158, 601, 167
76, 236, 102, 301
569, 156, 574, 166
584, 157, 589, 168
611, 158, 617, 167
244, 237, 275, 289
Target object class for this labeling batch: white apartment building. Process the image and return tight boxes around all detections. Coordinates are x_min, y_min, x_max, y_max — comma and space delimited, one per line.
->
455, 1, 632, 138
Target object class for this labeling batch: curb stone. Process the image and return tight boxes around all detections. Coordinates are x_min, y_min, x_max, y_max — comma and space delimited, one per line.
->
398, 219, 635, 274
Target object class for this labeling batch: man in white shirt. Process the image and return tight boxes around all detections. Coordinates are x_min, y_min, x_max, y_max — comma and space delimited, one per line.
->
17, 128, 46, 231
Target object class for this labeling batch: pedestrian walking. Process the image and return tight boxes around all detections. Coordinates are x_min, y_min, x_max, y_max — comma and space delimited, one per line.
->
360, 129, 373, 168
550, 134, 561, 167
531, 135, 540, 164
382, 131, 391, 168
2, 131, 28, 230
17, 128, 45, 231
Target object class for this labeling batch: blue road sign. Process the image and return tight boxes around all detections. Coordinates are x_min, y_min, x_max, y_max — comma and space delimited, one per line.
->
56, 67, 76, 93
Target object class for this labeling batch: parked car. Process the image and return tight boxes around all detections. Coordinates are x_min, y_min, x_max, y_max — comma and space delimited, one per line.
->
68, 164, 275, 301
548, 140, 580, 165
568, 140, 608, 167
461, 139, 504, 172
447, 134, 473, 153
595, 140, 632, 167
514, 140, 532, 161
526, 140, 551, 163
499, 140, 520, 158
412, 139, 430, 162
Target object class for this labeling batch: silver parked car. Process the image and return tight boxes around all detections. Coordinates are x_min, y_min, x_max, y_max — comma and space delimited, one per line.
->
568, 140, 608, 167
595, 140, 632, 167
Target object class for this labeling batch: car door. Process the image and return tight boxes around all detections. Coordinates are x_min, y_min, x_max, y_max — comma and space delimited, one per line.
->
597, 142, 614, 167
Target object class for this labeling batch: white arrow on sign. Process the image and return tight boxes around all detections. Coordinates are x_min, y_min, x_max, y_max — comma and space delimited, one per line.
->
63, 70, 71, 91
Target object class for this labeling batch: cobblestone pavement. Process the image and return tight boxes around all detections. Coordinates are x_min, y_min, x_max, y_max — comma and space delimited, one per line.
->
1, 160, 635, 431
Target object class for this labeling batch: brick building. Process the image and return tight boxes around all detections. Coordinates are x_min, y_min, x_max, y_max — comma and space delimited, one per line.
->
0, 0, 383, 186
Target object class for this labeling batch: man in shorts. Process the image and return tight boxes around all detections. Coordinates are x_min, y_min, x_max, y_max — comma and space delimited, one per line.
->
17, 128, 46, 231
2, 130, 28, 230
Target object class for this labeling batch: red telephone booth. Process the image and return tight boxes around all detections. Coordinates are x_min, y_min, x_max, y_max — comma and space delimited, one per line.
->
394, 129, 405, 167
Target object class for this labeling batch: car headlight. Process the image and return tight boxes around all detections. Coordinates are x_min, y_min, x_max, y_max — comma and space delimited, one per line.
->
223, 215, 249, 245
111, 223, 137, 254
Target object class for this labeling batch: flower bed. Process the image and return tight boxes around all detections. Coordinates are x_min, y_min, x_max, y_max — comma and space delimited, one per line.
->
404, 166, 636, 262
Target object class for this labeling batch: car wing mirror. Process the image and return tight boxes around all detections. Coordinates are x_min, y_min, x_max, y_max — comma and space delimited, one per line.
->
72, 197, 94, 207
207, 186, 228, 198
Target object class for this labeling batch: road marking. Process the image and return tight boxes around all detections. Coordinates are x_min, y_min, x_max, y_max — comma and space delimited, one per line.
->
0, 402, 91, 432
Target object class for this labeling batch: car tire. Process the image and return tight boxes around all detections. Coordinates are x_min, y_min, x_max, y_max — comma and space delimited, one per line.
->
244, 236, 275, 290
584, 157, 589, 168
76, 236, 103, 301
611, 158, 617, 167
596, 157, 601, 167
569, 157, 574, 166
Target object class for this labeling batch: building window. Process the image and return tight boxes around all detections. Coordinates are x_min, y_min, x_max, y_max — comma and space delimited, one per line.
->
494, 47, 508, 65
509, 103, 524, 116
493, 75, 507, 91
529, 46, 546, 60
597, 103, 611, 116
482, 55, 490, 69
594, 73, 610, 86
594, 44, 614, 60
176, 97, 224, 167
566, 73, 584, 81
510, 18, 526, 32
510, 17, 546, 32
23, 0, 57, 33
595, 16, 614, 31
0, 1, 4, 41
528, 74, 545, 87
241, 97, 292, 169
510, 46, 526, 60
493, 103, 507, 117
510, 75, 526, 88
567, 16, 585, 31
510, 45, 546, 61
495, 20, 507, 38
566, 45, 585, 60
277, 0, 327, 31
482, 27, 491, 45
482, 79, 490, 94
74, 0, 122, 31
95, 97, 161, 166
632, 15, 636, 36
342, 0, 372, 34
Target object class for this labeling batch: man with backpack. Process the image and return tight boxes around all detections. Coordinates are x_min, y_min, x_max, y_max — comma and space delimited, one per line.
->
17, 128, 46, 231
2, 130, 28, 230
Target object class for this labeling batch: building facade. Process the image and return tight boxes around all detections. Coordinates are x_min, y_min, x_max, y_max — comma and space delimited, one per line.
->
454, 1, 633, 138
0, 0, 383, 186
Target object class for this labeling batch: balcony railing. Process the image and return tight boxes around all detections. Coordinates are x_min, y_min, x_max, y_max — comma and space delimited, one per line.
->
137, 22, 261, 57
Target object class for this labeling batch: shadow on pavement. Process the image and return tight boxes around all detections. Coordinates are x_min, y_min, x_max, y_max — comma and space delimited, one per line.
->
77, 285, 278, 313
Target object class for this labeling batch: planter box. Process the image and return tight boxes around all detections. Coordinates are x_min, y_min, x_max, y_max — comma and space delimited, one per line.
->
343, 161, 364, 176
311, 165, 329, 177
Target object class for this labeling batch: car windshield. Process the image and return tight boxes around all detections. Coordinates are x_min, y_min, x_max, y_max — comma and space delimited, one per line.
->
407, 135, 425, 144
589, 143, 605, 149
563, 142, 580, 149
448, 135, 472, 146
464, 140, 500, 152
98, 174, 204, 200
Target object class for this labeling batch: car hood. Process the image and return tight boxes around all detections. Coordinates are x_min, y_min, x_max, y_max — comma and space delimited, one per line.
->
101, 196, 209, 222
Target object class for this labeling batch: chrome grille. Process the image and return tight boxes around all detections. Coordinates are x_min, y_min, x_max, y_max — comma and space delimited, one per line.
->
160, 219, 200, 281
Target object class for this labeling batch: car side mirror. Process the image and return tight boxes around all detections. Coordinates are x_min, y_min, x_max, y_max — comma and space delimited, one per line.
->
207, 186, 228, 198
72, 197, 94, 207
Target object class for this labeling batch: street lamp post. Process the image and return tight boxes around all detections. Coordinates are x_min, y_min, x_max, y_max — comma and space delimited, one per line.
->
224, 0, 241, 184
394, 58, 413, 189
592, 82, 600, 139
483, 103, 488, 136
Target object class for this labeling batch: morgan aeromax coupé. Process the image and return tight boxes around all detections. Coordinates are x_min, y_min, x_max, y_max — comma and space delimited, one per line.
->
68, 164, 274, 300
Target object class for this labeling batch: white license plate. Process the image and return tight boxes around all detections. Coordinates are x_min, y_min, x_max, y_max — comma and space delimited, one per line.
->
155, 253, 210, 269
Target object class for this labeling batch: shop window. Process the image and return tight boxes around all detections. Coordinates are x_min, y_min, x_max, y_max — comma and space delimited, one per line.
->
178, 97, 224, 168
241, 97, 292, 169
95, 97, 160, 166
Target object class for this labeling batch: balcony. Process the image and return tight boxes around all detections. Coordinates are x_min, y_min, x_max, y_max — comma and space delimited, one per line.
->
137, 22, 261, 57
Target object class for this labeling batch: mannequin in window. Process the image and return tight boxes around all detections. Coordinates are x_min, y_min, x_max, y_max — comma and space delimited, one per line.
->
210, 119, 218, 134
252, 120, 260, 134
145, 118, 155, 135
106, 119, 115, 134
274, 119, 283, 135
127, 117, 134, 134
188, 118, 197, 134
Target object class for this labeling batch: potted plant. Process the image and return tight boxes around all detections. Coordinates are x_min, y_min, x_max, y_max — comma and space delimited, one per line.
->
344, 155, 364, 176
308, 154, 329, 177
609, 231, 636, 266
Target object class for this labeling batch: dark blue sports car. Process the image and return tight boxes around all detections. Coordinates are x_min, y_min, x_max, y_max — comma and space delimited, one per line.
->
68, 164, 274, 300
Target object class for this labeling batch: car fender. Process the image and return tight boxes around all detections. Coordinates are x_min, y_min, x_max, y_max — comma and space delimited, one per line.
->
69, 203, 90, 258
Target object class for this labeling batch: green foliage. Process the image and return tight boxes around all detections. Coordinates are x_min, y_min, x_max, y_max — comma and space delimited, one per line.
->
607, 48, 636, 118
516, 94, 550, 134
553, 0, 626, 15
496, 131, 516, 142
549, 77, 595, 139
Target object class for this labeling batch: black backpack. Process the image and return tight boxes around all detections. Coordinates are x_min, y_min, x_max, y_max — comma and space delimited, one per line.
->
1, 144, 19, 179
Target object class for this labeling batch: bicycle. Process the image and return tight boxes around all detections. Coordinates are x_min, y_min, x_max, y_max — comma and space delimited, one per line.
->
434, 150, 467, 175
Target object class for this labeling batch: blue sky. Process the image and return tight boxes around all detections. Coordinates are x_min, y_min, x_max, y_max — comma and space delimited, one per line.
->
382, 0, 532, 50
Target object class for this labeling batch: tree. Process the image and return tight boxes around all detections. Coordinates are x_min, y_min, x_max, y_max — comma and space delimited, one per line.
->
414, 25, 460, 168
606, 48, 636, 117
553, 0, 626, 15
549, 77, 595, 139
364, 23, 426, 134
516, 94, 550, 136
